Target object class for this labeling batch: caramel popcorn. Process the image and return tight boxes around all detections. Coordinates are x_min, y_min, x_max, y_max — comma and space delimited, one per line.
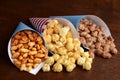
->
11, 30, 48, 72
78, 18, 118, 58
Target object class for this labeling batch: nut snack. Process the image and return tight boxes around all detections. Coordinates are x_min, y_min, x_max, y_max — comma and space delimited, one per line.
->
42, 19, 93, 72
11, 30, 48, 72
78, 18, 117, 58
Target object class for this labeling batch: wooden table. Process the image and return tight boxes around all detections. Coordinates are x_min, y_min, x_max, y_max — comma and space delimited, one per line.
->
0, 0, 120, 80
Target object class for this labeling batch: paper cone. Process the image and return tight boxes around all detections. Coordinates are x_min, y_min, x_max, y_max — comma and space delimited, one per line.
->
8, 22, 46, 75
29, 18, 79, 38
50, 15, 111, 36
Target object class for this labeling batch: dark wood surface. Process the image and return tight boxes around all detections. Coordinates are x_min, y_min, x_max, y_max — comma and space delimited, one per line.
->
0, 0, 120, 80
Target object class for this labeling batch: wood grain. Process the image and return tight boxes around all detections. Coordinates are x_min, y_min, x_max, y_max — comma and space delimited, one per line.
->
0, 0, 120, 80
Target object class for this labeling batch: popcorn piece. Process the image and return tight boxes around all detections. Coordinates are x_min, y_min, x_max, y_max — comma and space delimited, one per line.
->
79, 47, 84, 54
52, 63, 63, 72
46, 28, 54, 35
52, 54, 60, 61
12, 52, 20, 58
83, 62, 91, 70
45, 57, 54, 66
20, 48, 29, 53
43, 35, 51, 43
42, 64, 50, 72
72, 52, 80, 60
60, 26, 70, 37
73, 38, 81, 51
33, 64, 39, 69
66, 43, 74, 51
34, 58, 42, 63
20, 64, 26, 71
57, 47, 67, 55
57, 57, 64, 64
66, 63, 76, 72
69, 57, 76, 63
28, 42, 35, 47
77, 56, 86, 66
54, 24, 61, 34
26, 66, 32, 72
81, 52, 89, 58
51, 34, 60, 42
66, 31, 72, 38
47, 43, 55, 52
67, 38, 73, 43
56, 41, 64, 47
29, 51, 37, 55
60, 36, 66, 44
11, 46, 18, 51
47, 19, 58, 28
86, 58, 93, 63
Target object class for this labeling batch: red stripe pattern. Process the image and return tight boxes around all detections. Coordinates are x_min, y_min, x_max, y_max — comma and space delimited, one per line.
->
29, 18, 51, 35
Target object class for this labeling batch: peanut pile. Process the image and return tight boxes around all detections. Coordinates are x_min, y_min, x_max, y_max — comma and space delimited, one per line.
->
78, 18, 117, 58
11, 30, 48, 72
42, 19, 93, 72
